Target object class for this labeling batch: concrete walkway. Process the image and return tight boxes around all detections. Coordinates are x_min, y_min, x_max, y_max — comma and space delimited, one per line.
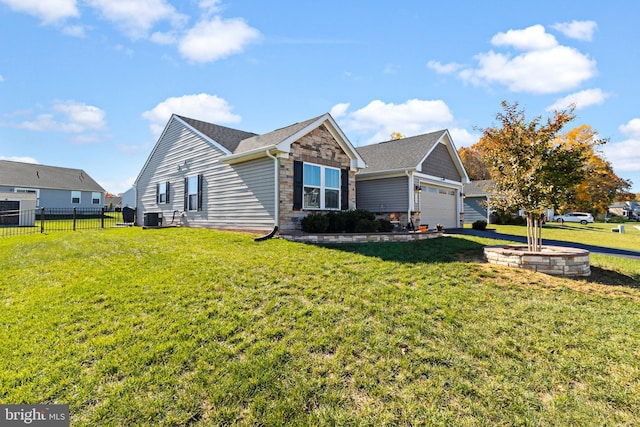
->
446, 228, 640, 261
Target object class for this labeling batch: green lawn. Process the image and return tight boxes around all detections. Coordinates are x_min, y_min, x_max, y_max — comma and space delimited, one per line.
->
485, 222, 640, 252
1, 228, 639, 425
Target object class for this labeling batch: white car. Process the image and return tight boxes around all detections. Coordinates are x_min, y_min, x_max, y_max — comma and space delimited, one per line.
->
554, 212, 594, 225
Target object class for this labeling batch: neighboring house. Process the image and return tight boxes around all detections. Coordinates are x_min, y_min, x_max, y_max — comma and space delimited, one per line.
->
134, 113, 366, 233
0, 191, 36, 226
355, 130, 469, 229
104, 195, 122, 211
463, 180, 494, 224
463, 179, 555, 223
121, 187, 136, 208
0, 160, 105, 209
609, 200, 640, 218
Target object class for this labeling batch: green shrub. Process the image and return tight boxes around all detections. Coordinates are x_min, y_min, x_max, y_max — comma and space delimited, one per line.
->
607, 215, 626, 223
301, 210, 392, 233
377, 219, 394, 232
354, 219, 379, 233
472, 220, 488, 230
300, 213, 329, 233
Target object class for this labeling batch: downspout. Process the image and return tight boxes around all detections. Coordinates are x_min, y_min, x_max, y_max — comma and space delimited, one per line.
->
265, 149, 279, 228
405, 169, 412, 229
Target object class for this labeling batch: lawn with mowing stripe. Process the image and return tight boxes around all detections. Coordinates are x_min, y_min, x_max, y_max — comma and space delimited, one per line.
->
1, 228, 639, 425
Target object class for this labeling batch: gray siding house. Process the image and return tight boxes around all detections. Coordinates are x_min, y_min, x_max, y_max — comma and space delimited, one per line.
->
134, 113, 366, 233
0, 160, 105, 209
355, 130, 469, 230
463, 180, 494, 224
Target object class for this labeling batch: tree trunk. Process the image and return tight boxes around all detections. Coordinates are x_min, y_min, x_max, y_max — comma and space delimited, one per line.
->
526, 213, 543, 252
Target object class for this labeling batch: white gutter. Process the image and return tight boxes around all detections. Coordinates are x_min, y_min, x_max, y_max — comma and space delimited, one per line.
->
265, 149, 279, 227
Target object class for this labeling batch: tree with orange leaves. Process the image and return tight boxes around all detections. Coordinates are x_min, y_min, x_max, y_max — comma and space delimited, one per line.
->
479, 101, 589, 251
559, 125, 633, 213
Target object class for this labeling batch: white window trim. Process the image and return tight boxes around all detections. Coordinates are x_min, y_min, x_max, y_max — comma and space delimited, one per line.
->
15, 188, 40, 207
187, 176, 198, 211
92, 192, 101, 205
303, 162, 341, 210
158, 182, 167, 204
71, 191, 81, 204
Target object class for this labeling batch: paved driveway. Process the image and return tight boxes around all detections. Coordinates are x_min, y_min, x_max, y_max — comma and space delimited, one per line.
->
447, 228, 640, 261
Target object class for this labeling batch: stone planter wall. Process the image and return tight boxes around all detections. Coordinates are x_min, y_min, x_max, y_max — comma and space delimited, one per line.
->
484, 245, 590, 277
281, 231, 443, 244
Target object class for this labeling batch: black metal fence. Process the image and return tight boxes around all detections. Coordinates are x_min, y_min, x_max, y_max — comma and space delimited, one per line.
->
0, 208, 131, 237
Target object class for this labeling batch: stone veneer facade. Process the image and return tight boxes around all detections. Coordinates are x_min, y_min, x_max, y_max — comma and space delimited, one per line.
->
278, 125, 356, 233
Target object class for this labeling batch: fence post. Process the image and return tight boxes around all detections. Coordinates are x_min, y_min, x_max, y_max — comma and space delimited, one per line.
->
40, 207, 45, 233
101, 207, 105, 228
73, 207, 77, 231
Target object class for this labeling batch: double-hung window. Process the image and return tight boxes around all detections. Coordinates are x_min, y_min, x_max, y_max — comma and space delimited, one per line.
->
184, 175, 203, 211
71, 191, 81, 204
92, 192, 101, 205
303, 163, 340, 210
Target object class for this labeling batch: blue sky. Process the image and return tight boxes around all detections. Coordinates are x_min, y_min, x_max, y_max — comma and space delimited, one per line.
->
1, 0, 639, 194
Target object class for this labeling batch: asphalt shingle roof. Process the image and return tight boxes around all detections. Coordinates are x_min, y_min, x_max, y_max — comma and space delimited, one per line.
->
177, 115, 258, 153
0, 160, 105, 192
355, 130, 446, 173
463, 180, 494, 196
233, 115, 324, 153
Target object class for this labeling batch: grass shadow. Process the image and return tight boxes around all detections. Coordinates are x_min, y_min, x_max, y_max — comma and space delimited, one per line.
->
320, 236, 487, 265
586, 266, 640, 289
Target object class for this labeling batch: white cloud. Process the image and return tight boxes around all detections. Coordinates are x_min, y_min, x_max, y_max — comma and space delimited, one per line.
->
0, 74, 4, 82
449, 128, 480, 148
334, 99, 455, 145
552, 20, 597, 41
62, 24, 85, 37
178, 17, 261, 63
491, 24, 558, 51
604, 118, 640, 172
451, 24, 596, 94
620, 118, 640, 139
142, 93, 242, 137
459, 45, 596, 94
2, 101, 106, 135
0, 0, 78, 24
85, 0, 187, 39
427, 60, 463, 74
329, 103, 350, 118
0, 156, 39, 164
546, 88, 611, 111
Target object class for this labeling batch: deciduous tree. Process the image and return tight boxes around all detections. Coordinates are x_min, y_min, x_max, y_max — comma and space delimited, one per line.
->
458, 146, 490, 180
479, 101, 592, 251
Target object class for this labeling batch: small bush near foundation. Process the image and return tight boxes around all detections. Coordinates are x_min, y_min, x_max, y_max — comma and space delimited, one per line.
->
300, 213, 329, 233
472, 220, 488, 230
301, 210, 393, 233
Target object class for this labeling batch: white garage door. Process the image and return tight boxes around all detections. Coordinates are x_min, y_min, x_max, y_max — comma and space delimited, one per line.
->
420, 185, 457, 229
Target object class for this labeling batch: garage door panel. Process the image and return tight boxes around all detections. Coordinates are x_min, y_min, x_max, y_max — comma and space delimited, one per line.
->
419, 186, 456, 229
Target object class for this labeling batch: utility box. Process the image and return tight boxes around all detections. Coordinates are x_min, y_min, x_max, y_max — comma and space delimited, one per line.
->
143, 212, 162, 227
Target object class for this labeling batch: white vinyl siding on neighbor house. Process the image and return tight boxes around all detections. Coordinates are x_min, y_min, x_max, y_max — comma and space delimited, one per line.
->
15, 188, 40, 207
136, 118, 276, 230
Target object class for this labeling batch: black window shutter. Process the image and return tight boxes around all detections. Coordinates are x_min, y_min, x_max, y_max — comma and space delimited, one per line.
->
155, 183, 159, 204
197, 174, 203, 211
184, 177, 188, 210
341, 168, 349, 210
293, 160, 303, 210
166, 181, 170, 204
